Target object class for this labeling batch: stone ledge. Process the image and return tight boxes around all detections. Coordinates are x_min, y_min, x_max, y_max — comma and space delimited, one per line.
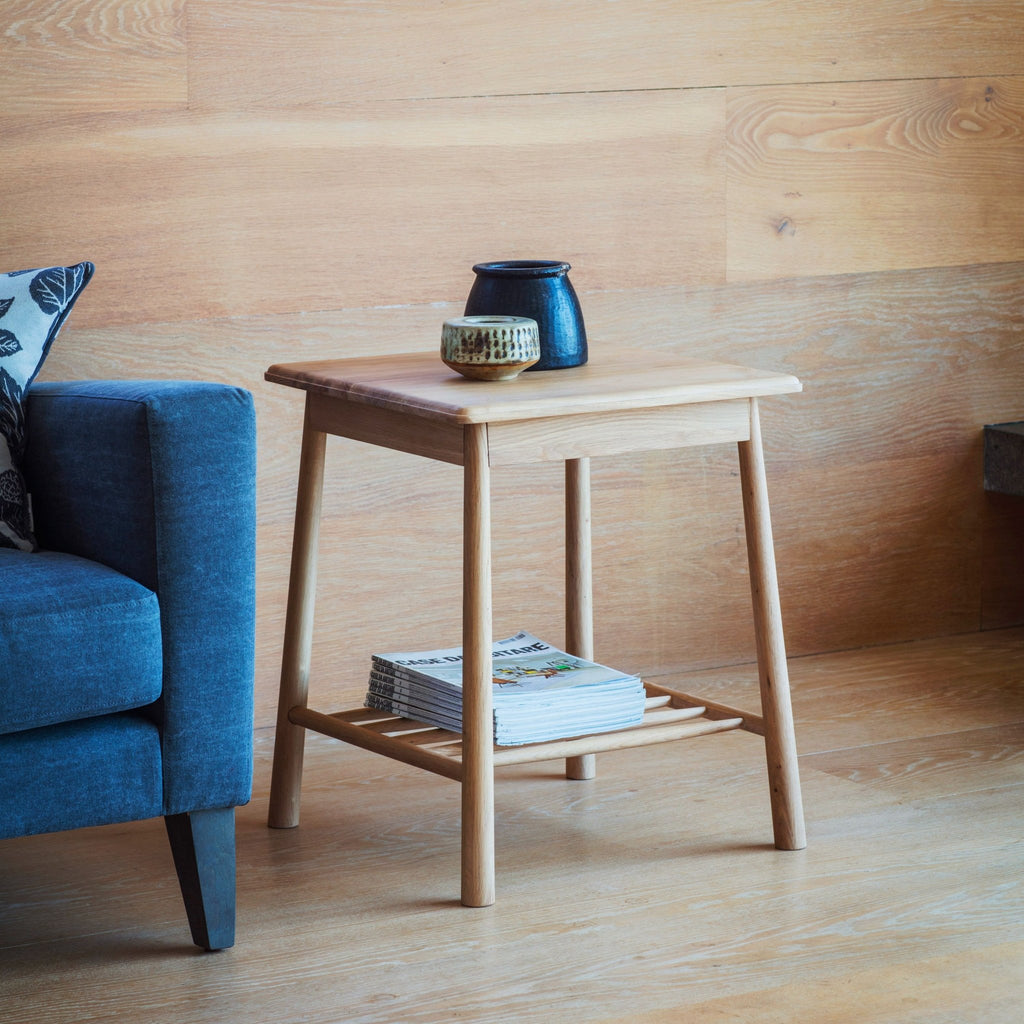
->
984, 422, 1024, 497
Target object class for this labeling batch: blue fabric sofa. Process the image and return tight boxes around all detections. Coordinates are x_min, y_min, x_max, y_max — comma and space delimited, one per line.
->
0, 380, 256, 950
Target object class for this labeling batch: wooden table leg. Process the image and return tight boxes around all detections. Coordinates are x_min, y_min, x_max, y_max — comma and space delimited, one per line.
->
565, 457, 597, 781
737, 399, 806, 851
461, 423, 495, 906
268, 399, 327, 830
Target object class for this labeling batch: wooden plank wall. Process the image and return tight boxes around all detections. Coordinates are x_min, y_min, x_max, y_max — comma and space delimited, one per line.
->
3, 1, 1023, 727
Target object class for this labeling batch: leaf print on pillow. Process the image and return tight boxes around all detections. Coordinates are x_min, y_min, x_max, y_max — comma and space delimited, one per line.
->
0, 367, 26, 459
0, 330, 21, 357
29, 264, 86, 315
0, 365, 22, 406
0, 465, 32, 547
0, 466, 23, 503
0, 261, 92, 551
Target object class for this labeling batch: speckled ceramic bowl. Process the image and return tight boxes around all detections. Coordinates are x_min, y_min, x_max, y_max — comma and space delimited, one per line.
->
441, 315, 540, 381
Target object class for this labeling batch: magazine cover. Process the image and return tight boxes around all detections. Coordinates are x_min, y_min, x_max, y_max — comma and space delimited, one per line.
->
372, 630, 639, 696
366, 630, 647, 745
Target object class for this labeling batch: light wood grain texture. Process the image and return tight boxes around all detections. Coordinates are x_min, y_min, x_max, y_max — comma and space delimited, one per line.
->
3, 5, 1024, 1008
294, 702, 745, 772
737, 400, 806, 850
5, 0, 1023, 739
486, 401, 753, 466
565, 457, 596, 780
267, 404, 327, 829
307, 390, 466, 466
264, 350, 805, 901
1, 90, 722, 324
35, 262, 1022, 732
0, 0, 186, 113
187, 0, 1024, 108
644, 680, 765, 735
727, 76, 1024, 280
264, 350, 801, 424
488, 715, 745, 766
681, 628, 1024, 756
1, 630, 1022, 1023
609, 942, 1024, 1024
461, 421, 495, 907
287, 706, 464, 782
804, 723, 1024, 800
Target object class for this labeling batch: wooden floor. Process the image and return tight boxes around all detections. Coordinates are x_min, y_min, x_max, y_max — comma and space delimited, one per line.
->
2, 629, 1023, 1023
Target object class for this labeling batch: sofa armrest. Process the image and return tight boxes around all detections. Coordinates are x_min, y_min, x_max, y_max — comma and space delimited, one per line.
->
24, 380, 257, 814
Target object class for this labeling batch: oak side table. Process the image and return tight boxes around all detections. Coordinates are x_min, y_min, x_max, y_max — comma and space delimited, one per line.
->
266, 347, 806, 907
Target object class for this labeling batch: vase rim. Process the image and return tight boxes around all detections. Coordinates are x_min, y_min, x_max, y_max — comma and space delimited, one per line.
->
472, 260, 571, 277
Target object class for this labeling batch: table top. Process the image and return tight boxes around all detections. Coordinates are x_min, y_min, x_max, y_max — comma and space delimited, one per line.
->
266, 348, 801, 425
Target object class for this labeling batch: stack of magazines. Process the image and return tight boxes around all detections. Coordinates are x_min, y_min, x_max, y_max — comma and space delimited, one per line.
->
365, 630, 647, 746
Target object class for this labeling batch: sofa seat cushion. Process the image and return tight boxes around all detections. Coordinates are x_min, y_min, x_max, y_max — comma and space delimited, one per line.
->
0, 548, 163, 735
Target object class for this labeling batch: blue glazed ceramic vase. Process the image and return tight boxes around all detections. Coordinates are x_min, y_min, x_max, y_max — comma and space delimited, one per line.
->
464, 260, 588, 371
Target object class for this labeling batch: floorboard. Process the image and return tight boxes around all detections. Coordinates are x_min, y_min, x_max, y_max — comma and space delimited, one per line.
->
1, 629, 1022, 1023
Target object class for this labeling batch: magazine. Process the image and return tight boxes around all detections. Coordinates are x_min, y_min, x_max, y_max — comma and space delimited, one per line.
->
366, 630, 646, 746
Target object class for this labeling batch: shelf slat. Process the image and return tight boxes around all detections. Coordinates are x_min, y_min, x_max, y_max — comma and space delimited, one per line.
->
291, 687, 754, 776
490, 715, 743, 766
289, 706, 463, 780
644, 680, 765, 735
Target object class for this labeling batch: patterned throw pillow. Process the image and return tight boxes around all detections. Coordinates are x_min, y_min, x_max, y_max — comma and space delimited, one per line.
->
0, 262, 94, 551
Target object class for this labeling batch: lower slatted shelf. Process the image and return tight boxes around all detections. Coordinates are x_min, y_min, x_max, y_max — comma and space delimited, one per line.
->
288, 681, 760, 781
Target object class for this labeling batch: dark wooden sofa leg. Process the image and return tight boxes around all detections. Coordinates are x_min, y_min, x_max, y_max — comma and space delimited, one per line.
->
164, 807, 237, 951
